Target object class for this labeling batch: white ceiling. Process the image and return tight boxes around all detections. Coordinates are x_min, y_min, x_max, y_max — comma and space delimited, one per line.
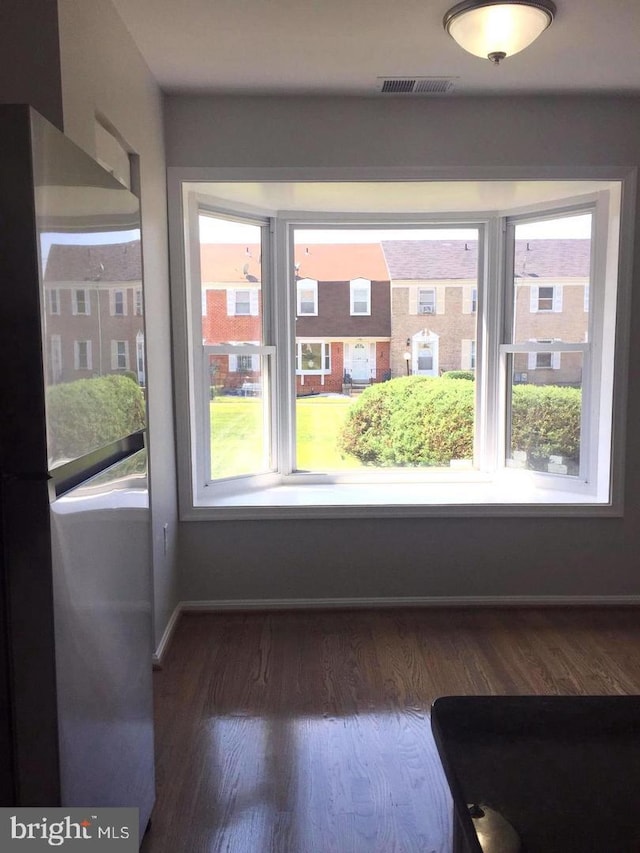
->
111, 0, 640, 96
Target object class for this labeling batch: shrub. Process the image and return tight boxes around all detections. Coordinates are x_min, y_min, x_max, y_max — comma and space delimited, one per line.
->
339, 376, 581, 468
510, 383, 581, 469
441, 370, 475, 381
47, 374, 146, 461
339, 376, 474, 466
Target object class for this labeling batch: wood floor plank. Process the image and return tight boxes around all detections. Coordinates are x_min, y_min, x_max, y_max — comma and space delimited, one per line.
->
143, 607, 640, 853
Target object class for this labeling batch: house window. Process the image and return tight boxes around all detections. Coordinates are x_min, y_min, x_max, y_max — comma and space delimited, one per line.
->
178, 188, 623, 515
50, 335, 62, 383
72, 289, 90, 315
350, 278, 371, 315
418, 288, 436, 315
111, 289, 126, 316
296, 342, 330, 373
297, 278, 318, 315
230, 353, 259, 372
528, 341, 561, 370
111, 340, 129, 370
461, 339, 476, 370
530, 285, 562, 313
135, 287, 143, 316
48, 289, 60, 315
227, 288, 259, 316
74, 340, 92, 370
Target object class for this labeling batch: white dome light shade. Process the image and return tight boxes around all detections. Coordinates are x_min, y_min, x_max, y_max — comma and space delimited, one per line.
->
444, 1, 556, 64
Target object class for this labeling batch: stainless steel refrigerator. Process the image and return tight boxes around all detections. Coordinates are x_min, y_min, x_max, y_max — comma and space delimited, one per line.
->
0, 105, 155, 837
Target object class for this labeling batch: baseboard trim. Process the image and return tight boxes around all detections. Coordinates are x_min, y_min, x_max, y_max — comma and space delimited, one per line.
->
152, 604, 182, 668
180, 595, 640, 612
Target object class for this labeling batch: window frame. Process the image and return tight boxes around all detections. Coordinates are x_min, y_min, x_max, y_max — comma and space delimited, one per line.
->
350, 277, 371, 316
48, 288, 60, 315
168, 172, 632, 520
296, 340, 331, 375
72, 288, 90, 316
418, 287, 436, 315
296, 278, 318, 316
74, 339, 92, 371
111, 339, 130, 370
110, 288, 127, 316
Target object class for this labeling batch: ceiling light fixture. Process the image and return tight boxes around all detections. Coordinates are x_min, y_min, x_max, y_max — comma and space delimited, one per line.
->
443, 0, 556, 65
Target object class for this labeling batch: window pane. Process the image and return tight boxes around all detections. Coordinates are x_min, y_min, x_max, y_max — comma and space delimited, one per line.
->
200, 213, 270, 483
507, 351, 583, 477
293, 226, 478, 472
513, 213, 592, 344
42, 223, 145, 469
200, 215, 262, 345
208, 355, 269, 480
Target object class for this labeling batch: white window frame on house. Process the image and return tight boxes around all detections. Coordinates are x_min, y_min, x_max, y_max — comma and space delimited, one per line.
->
169, 172, 632, 520
227, 287, 259, 316
230, 352, 260, 372
528, 340, 561, 371
296, 341, 331, 375
530, 284, 563, 313
110, 288, 127, 316
48, 288, 60, 315
350, 278, 371, 315
418, 288, 436, 315
72, 288, 90, 316
50, 334, 62, 382
461, 339, 476, 371
74, 339, 92, 371
296, 278, 318, 316
135, 287, 143, 316
111, 340, 129, 370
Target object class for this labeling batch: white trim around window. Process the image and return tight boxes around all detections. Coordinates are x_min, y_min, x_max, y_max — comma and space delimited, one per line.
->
74, 339, 92, 370
529, 284, 563, 313
48, 288, 60, 315
167, 169, 633, 520
110, 288, 127, 316
296, 278, 318, 316
227, 287, 259, 316
350, 278, 371, 315
111, 340, 130, 370
72, 288, 90, 316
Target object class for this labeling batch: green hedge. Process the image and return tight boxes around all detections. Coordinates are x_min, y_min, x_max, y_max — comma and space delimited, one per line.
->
339, 376, 580, 468
441, 370, 475, 381
510, 383, 581, 469
47, 374, 146, 460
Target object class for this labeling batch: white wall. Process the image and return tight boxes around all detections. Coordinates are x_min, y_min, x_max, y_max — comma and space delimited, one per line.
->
58, 0, 179, 647
165, 95, 640, 604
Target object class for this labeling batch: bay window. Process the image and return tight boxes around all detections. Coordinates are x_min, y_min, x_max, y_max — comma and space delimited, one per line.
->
171, 177, 629, 518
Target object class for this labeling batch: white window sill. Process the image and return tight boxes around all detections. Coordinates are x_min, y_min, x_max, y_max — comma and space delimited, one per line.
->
187, 472, 618, 520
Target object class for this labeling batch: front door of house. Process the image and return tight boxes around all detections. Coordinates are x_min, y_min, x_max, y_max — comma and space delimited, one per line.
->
351, 343, 369, 382
414, 334, 439, 377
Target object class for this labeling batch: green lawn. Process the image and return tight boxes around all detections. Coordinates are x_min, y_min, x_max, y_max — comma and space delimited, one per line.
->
210, 394, 361, 479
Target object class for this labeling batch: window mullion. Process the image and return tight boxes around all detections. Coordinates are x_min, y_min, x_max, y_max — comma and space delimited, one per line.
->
274, 219, 294, 475
479, 217, 505, 474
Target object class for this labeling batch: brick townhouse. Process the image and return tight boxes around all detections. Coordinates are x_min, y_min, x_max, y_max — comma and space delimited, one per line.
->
383, 238, 590, 386
200, 241, 391, 395
199, 236, 590, 394
43, 240, 146, 386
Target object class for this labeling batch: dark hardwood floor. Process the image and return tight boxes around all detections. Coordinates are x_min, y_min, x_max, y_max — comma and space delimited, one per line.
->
142, 608, 640, 853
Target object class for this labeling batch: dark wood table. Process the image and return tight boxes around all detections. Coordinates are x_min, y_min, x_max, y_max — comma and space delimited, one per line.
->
431, 695, 640, 853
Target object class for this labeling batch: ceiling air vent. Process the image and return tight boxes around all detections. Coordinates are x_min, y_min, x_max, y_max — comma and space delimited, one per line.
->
377, 77, 457, 95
